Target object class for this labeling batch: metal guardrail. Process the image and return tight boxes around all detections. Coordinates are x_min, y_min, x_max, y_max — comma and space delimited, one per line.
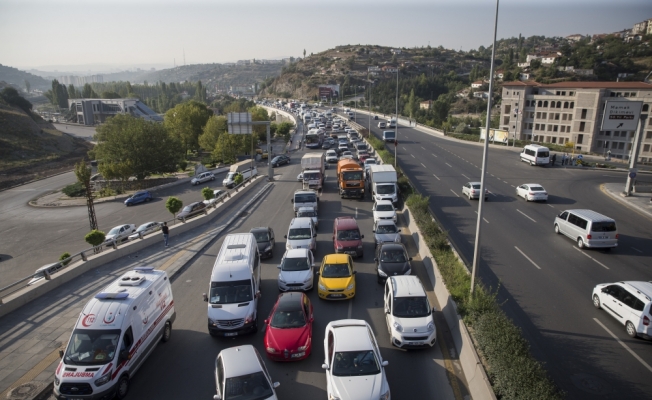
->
0, 174, 259, 301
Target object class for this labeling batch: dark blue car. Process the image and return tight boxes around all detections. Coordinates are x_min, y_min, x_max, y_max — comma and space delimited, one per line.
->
124, 190, 152, 206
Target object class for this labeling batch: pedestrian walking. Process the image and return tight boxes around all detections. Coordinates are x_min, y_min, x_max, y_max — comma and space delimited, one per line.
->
551, 154, 557, 166
162, 222, 169, 247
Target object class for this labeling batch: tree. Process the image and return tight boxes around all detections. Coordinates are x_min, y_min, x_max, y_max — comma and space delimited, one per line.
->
249, 106, 270, 142
81, 83, 97, 98
195, 80, 206, 103
199, 115, 227, 152
94, 114, 183, 180
166, 197, 183, 223
74, 159, 97, 230
303, 49, 306, 58
101, 91, 121, 99
85, 230, 106, 247
24, 80, 30, 93
0, 87, 32, 114
67, 84, 78, 99
404, 89, 418, 119
164, 101, 213, 154
201, 187, 214, 201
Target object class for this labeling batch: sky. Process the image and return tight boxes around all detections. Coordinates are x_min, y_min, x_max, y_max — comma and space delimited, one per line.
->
1, 0, 651, 73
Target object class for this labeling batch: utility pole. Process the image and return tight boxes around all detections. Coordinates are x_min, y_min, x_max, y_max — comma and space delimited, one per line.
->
625, 113, 648, 195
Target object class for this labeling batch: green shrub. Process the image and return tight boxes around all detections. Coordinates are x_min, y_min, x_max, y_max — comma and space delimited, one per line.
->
62, 182, 86, 197
84, 230, 105, 247
59, 252, 72, 266
201, 186, 214, 201
178, 160, 188, 171
234, 173, 244, 186
98, 187, 116, 197
166, 196, 183, 220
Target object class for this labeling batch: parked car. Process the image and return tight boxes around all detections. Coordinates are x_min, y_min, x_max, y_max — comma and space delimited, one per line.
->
250, 226, 275, 259
375, 243, 412, 283
124, 190, 152, 206
176, 201, 207, 221
278, 249, 315, 292
191, 171, 215, 185
128, 221, 163, 240
462, 181, 488, 201
28, 263, 63, 285
203, 189, 227, 206
104, 224, 136, 244
322, 320, 390, 400
213, 345, 280, 400
264, 292, 314, 361
592, 281, 652, 339
272, 155, 291, 167
516, 183, 548, 202
373, 219, 401, 247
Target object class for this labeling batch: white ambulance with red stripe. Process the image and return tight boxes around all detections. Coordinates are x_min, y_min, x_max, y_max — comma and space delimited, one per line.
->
53, 266, 176, 400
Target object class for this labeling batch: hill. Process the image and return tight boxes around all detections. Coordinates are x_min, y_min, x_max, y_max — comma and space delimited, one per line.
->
0, 103, 92, 190
0, 64, 51, 91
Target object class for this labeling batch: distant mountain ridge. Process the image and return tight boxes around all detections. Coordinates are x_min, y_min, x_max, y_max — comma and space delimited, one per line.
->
0, 64, 51, 91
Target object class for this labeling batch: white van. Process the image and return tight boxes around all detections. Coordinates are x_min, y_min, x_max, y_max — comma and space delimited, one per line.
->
204, 233, 261, 337
384, 275, 436, 348
554, 209, 618, 249
54, 267, 175, 400
520, 144, 550, 166
285, 217, 317, 252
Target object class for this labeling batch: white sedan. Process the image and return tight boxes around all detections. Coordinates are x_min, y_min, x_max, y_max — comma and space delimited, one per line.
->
128, 221, 163, 240
104, 224, 136, 244
462, 182, 488, 201
516, 183, 548, 202
322, 320, 390, 400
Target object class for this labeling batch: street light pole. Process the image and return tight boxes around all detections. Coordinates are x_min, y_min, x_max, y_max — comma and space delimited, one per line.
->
512, 92, 520, 147
394, 68, 399, 168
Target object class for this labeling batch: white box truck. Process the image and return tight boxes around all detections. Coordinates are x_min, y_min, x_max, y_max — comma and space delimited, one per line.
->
223, 160, 258, 188
300, 153, 326, 190
369, 164, 399, 206
54, 267, 175, 400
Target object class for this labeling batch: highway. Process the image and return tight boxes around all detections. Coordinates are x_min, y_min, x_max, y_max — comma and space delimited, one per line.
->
350, 111, 652, 398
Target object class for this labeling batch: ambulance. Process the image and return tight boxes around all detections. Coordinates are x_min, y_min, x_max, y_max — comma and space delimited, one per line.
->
53, 267, 176, 400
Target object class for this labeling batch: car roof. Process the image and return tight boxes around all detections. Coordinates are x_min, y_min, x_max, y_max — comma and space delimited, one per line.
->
563, 209, 614, 222
285, 248, 310, 258
622, 281, 652, 300
335, 216, 359, 230
376, 200, 393, 206
275, 292, 304, 312
376, 219, 397, 226
249, 227, 269, 234
290, 217, 313, 228
328, 319, 372, 351
390, 276, 426, 298
379, 243, 405, 252
467, 181, 481, 185
219, 345, 263, 378
323, 254, 351, 264
522, 183, 544, 187
297, 206, 315, 212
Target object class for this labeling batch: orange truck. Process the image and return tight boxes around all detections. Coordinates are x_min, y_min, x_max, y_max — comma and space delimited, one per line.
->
337, 159, 365, 199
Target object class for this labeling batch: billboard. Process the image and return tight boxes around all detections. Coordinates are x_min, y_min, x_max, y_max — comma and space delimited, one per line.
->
480, 128, 509, 143
319, 84, 340, 99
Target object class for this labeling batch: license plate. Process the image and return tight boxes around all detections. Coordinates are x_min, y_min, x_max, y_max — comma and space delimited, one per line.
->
345, 251, 357, 255
224, 332, 238, 337
330, 294, 343, 298
407, 342, 422, 346
598, 236, 607, 239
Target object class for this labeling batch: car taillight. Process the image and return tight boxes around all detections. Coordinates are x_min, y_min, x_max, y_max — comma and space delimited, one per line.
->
529, 192, 533, 196
615, 234, 619, 239
471, 190, 476, 194
644, 315, 650, 326
587, 234, 592, 239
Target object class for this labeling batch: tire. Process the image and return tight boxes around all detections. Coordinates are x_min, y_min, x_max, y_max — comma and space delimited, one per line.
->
530, 161, 535, 166
554, 224, 560, 234
577, 238, 585, 249
626, 321, 638, 338
525, 196, 529, 202
251, 319, 258, 334
146, 198, 151, 202
593, 295, 601, 309
116, 375, 129, 400
161, 321, 172, 343
209, 330, 219, 337
377, 276, 383, 284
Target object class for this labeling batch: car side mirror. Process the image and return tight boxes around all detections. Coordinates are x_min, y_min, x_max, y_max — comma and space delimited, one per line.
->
58, 349, 64, 358
264, 319, 269, 325
315, 271, 320, 275
409, 257, 413, 261
273, 382, 280, 389
256, 291, 261, 299
322, 363, 329, 370
291, 199, 294, 203
382, 360, 389, 367
361, 235, 364, 239
277, 264, 281, 269
352, 270, 357, 274
284, 235, 288, 239
372, 230, 375, 233
374, 258, 378, 262
313, 233, 317, 238
398, 229, 402, 232
202, 293, 208, 302
214, 395, 221, 400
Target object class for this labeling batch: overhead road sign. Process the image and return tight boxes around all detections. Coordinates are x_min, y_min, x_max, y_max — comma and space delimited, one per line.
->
601, 100, 643, 131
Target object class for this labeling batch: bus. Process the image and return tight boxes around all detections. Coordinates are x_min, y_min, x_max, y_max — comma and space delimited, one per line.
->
305, 129, 323, 149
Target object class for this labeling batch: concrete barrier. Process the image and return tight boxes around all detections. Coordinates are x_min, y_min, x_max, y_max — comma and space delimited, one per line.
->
0, 176, 266, 319
402, 207, 496, 400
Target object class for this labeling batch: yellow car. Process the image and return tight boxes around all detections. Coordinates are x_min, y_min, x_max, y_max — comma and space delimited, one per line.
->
317, 254, 356, 300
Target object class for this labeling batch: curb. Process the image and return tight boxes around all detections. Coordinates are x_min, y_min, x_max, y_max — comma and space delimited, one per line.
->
600, 184, 652, 221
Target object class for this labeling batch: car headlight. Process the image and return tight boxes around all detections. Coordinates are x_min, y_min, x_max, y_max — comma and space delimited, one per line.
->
394, 235, 401, 242
286, 243, 291, 250
244, 311, 255, 324
380, 389, 390, 400
264, 245, 272, 252
95, 373, 111, 387
393, 321, 403, 332
336, 244, 343, 250
279, 275, 286, 283
346, 283, 355, 291
319, 282, 326, 291
266, 347, 277, 353
378, 269, 387, 277
427, 321, 435, 332
303, 275, 312, 283
208, 318, 217, 326
54, 376, 60, 386
357, 244, 363, 249
329, 395, 342, 400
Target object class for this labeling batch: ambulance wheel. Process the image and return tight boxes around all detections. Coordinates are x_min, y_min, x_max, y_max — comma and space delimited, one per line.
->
162, 321, 172, 343
116, 375, 129, 399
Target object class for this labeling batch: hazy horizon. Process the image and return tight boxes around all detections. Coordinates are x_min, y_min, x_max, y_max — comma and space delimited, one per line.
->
2, 0, 651, 73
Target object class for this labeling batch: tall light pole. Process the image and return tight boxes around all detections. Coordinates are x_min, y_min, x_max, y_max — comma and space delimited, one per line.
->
470, 0, 500, 295
394, 68, 399, 168
512, 92, 520, 147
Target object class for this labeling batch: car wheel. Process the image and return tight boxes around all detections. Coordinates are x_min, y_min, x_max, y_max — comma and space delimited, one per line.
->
593, 295, 601, 309
554, 224, 560, 234
211, 177, 215, 181
377, 275, 383, 284
577, 238, 585, 249
626, 321, 638, 338
161, 321, 172, 343
146, 198, 151, 202
126, 202, 131, 206
530, 161, 535, 166
116, 376, 129, 399
525, 196, 529, 202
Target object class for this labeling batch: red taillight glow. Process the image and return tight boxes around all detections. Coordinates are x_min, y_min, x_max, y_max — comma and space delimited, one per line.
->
644, 315, 650, 326
587, 234, 592, 239
528, 192, 534, 196
616, 234, 619, 239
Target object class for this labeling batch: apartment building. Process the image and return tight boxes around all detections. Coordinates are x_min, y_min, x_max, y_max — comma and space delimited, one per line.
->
500, 81, 652, 161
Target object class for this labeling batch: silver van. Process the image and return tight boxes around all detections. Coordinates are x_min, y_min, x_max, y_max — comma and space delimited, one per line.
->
554, 209, 618, 249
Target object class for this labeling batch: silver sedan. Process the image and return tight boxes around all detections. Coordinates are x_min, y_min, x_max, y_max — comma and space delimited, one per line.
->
516, 183, 548, 202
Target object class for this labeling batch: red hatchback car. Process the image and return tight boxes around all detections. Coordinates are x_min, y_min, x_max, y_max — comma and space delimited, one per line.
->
264, 292, 313, 361
333, 216, 364, 258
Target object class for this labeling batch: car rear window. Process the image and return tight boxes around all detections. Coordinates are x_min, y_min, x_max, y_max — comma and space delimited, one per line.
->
530, 186, 545, 191
591, 221, 617, 232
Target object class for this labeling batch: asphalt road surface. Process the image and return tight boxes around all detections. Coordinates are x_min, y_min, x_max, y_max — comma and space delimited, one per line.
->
351, 112, 652, 399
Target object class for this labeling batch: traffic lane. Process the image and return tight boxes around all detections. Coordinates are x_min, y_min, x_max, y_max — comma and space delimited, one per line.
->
0, 170, 230, 284
0, 171, 77, 218
128, 160, 458, 400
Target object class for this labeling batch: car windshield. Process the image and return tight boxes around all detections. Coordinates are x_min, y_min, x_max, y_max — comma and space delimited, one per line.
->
295, 194, 316, 203
376, 224, 398, 234
342, 171, 362, 180
182, 205, 193, 212
591, 221, 617, 232
108, 227, 121, 235
252, 232, 269, 242
380, 249, 407, 263
366, 160, 376, 165
304, 173, 320, 180
529, 186, 545, 191
471, 184, 481, 189
63, 329, 121, 366
288, 228, 312, 240
297, 210, 316, 218
136, 224, 153, 232
337, 229, 360, 241
209, 280, 253, 304
376, 204, 394, 212
270, 309, 306, 329
224, 371, 273, 400
281, 257, 310, 271
393, 297, 431, 318
322, 263, 351, 278
376, 185, 395, 195
332, 350, 380, 377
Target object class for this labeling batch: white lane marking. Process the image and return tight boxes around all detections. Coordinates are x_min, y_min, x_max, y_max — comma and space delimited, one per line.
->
450, 189, 459, 197
511, 185, 516, 188
411, 154, 416, 158
547, 204, 555, 208
402, 146, 407, 151
516, 209, 537, 223
461, 174, 470, 179
431, 153, 437, 158
355, 207, 358, 219
594, 318, 652, 373
631, 247, 643, 253
503, 180, 509, 184
421, 163, 427, 168
574, 248, 609, 269
474, 211, 489, 223
421, 146, 426, 150
8, 189, 36, 191
514, 246, 541, 269
433, 174, 440, 180
489, 191, 496, 197
348, 299, 353, 319
445, 163, 452, 167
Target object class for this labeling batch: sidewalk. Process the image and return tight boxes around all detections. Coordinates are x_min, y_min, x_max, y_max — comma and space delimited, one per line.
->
602, 183, 652, 220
